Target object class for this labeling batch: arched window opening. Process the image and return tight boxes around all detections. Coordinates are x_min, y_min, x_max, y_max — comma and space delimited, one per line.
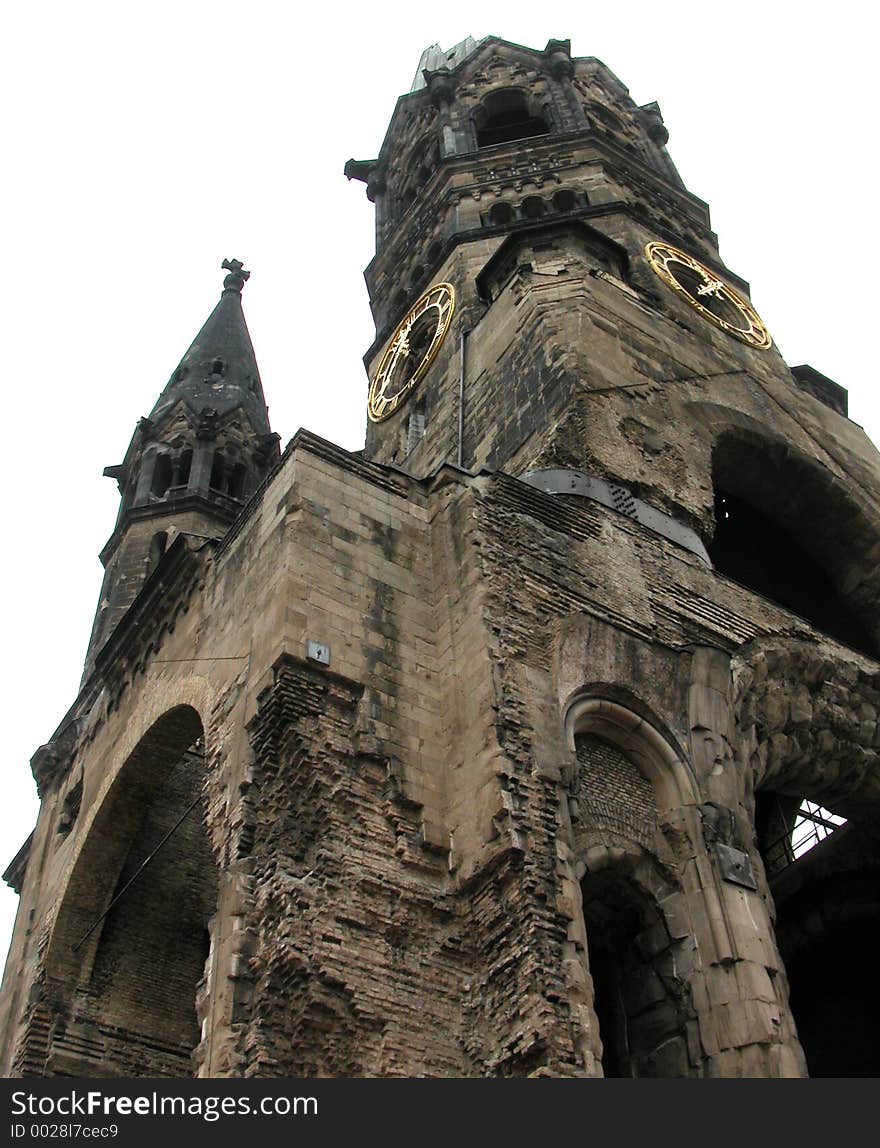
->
710, 488, 873, 654
226, 462, 247, 500
521, 196, 546, 220
552, 188, 577, 213
151, 454, 172, 498
488, 201, 514, 227
211, 359, 224, 377
209, 451, 225, 492
476, 89, 550, 148
177, 448, 192, 489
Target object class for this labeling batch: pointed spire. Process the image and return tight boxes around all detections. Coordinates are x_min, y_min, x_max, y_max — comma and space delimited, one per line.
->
150, 258, 271, 434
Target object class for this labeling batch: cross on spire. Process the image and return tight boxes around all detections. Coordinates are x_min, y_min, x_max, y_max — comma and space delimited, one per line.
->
222, 258, 250, 293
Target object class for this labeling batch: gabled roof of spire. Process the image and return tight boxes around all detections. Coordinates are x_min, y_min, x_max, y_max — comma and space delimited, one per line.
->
150, 259, 271, 434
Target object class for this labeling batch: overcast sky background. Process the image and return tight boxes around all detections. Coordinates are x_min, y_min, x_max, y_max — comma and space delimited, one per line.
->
1, 1, 876, 974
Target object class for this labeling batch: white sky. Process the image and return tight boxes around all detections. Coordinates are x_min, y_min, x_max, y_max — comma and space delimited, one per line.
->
1, 1, 877, 971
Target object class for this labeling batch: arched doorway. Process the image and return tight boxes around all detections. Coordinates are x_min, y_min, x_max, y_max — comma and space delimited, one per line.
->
580, 862, 691, 1077
565, 699, 701, 1077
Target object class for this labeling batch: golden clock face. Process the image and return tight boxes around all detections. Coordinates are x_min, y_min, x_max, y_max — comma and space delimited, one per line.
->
645, 241, 771, 349
368, 282, 455, 422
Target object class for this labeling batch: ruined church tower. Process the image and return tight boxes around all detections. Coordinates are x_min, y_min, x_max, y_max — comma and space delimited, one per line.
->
1, 36, 878, 1078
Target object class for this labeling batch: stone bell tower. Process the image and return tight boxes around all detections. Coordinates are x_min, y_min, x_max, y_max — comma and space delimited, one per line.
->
1, 36, 878, 1080
344, 35, 880, 1075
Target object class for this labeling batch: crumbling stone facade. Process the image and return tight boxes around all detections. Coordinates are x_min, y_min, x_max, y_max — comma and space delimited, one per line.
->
1, 36, 878, 1078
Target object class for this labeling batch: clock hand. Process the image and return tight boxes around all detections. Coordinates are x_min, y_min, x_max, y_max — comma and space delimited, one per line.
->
391, 329, 410, 357
697, 278, 724, 297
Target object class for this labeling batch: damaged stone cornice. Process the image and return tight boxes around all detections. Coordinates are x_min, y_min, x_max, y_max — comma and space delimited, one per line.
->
94, 534, 210, 707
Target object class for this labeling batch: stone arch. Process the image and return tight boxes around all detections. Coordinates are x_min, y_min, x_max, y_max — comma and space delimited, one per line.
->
708, 421, 880, 654
564, 693, 698, 814
734, 638, 880, 1076
562, 694, 701, 1076
473, 87, 551, 148
520, 195, 546, 220
733, 639, 880, 813
487, 200, 514, 227
38, 704, 219, 1077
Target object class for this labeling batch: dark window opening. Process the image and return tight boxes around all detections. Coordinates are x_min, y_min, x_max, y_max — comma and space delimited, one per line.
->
211, 359, 224, 376
552, 188, 577, 213
476, 89, 550, 148
521, 196, 546, 220
151, 455, 172, 498
710, 489, 873, 654
488, 201, 514, 227
177, 449, 192, 488
209, 451, 225, 492
227, 462, 247, 500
